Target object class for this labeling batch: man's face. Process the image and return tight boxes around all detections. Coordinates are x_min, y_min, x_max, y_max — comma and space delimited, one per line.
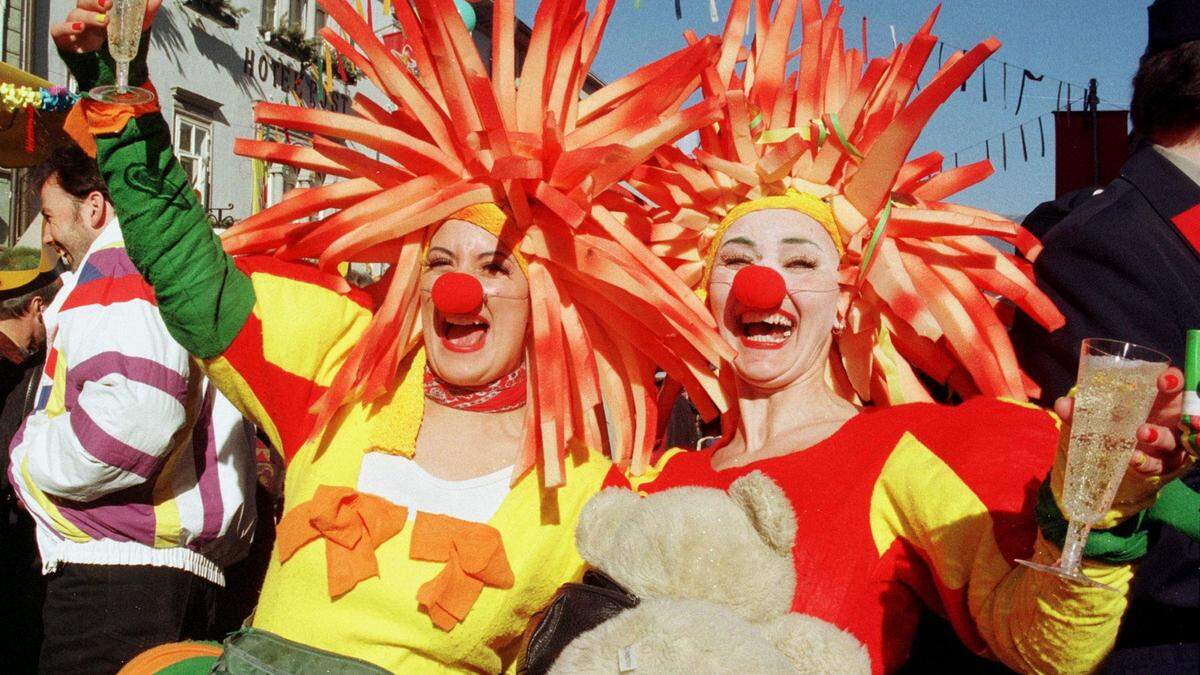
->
40, 175, 102, 271
17, 298, 50, 356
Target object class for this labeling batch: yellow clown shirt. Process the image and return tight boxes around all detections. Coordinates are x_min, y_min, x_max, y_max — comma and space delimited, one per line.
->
87, 104, 618, 672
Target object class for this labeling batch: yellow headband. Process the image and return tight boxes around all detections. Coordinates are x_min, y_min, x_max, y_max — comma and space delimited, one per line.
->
701, 190, 842, 289
431, 202, 528, 274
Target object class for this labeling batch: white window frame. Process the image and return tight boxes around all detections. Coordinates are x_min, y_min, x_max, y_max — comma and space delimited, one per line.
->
174, 112, 213, 211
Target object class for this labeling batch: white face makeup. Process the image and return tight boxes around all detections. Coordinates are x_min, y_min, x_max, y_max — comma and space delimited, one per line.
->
707, 208, 842, 391
420, 219, 531, 387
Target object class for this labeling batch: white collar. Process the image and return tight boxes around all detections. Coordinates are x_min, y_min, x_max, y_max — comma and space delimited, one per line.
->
74, 218, 124, 271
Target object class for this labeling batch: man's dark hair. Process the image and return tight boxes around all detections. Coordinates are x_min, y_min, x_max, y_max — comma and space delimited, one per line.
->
29, 144, 110, 203
0, 280, 60, 321
1131, 40, 1200, 140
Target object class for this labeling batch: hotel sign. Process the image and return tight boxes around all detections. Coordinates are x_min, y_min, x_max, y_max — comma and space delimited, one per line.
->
243, 48, 352, 114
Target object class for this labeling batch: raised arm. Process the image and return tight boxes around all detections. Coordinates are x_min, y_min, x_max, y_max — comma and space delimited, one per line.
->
58, 24, 254, 360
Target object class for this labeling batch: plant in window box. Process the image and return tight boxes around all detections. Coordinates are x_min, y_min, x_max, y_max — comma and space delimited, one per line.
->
260, 18, 320, 63
180, 0, 248, 29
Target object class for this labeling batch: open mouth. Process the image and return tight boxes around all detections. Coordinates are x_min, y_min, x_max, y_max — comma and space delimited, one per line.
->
737, 310, 796, 350
438, 314, 490, 353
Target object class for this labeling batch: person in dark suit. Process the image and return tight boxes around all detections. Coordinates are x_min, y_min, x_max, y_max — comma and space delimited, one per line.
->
1010, 1, 1200, 672
0, 246, 61, 674
1012, 0, 1200, 401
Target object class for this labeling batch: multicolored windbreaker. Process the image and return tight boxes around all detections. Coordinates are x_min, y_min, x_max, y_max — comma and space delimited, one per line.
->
638, 398, 1134, 674
85, 94, 620, 671
7, 223, 257, 584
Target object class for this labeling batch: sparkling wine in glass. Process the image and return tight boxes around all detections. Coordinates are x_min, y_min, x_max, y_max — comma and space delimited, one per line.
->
1016, 338, 1168, 590
89, 0, 155, 104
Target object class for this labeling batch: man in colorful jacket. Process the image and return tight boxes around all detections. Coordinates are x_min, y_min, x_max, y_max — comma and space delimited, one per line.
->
8, 145, 258, 673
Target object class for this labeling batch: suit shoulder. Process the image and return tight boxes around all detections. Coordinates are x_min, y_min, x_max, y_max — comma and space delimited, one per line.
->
1041, 180, 1152, 248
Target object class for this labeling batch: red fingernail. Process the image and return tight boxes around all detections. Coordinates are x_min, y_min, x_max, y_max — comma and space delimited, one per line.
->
99, 0, 108, 6
72, 22, 83, 30
1146, 427, 1159, 443
1164, 374, 1179, 389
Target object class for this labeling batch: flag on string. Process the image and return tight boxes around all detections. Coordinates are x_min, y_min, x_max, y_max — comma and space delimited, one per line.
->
311, 64, 326, 105
1002, 62, 1008, 108
1015, 69, 1044, 115
251, 127, 267, 215
324, 43, 335, 93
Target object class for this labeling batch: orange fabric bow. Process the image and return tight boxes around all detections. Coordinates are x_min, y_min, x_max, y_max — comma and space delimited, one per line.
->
276, 485, 407, 598
63, 82, 161, 157
411, 513, 515, 631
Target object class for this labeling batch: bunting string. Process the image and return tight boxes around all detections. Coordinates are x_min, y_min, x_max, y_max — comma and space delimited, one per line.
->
947, 109, 1064, 170
933, 39, 1127, 111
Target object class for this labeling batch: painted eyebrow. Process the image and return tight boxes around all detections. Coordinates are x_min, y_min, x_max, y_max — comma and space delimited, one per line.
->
475, 250, 513, 263
780, 237, 820, 247
427, 246, 455, 258
719, 236, 759, 252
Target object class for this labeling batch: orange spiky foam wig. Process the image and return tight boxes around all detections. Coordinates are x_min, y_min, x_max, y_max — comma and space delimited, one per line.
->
220, 0, 734, 485
630, 0, 1065, 408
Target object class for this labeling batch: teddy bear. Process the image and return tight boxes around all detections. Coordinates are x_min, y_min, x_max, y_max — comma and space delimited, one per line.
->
547, 470, 869, 674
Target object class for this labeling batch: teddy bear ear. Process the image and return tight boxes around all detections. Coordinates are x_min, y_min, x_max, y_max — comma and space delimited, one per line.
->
575, 487, 642, 565
728, 471, 797, 557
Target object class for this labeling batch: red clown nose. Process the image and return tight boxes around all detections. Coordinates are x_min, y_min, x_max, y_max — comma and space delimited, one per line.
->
431, 273, 485, 315
732, 265, 787, 309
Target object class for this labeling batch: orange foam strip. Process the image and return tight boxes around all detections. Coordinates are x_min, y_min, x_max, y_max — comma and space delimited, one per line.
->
253, 102, 462, 177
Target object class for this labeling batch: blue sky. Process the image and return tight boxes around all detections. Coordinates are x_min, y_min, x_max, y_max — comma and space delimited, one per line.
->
513, 1, 1149, 218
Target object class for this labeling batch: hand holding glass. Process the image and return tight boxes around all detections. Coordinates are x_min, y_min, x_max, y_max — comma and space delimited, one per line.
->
1016, 338, 1168, 590
90, 0, 155, 104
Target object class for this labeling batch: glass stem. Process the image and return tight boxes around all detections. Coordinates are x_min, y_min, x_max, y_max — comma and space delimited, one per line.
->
1061, 519, 1090, 572
116, 61, 130, 92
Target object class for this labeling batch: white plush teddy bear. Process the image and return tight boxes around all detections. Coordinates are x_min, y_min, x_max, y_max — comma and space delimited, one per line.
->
549, 471, 870, 674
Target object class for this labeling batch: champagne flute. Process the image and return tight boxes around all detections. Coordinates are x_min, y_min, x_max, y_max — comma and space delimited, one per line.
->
89, 0, 155, 104
1017, 338, 1168, 590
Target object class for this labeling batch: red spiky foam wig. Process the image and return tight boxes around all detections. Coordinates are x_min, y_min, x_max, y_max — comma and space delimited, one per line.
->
629, 0, 1065, 407
221, 0, 735, 485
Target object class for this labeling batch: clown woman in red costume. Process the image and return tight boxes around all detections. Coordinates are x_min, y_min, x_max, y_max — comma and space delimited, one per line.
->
631, 1, 1194, 671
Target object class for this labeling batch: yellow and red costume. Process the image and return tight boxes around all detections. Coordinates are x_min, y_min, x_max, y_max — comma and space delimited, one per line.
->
62, 0, 732, 671
633, 1, 1167, 671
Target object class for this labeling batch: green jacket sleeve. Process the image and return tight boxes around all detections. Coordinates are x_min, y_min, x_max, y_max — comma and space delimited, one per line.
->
62, 48, 255, 359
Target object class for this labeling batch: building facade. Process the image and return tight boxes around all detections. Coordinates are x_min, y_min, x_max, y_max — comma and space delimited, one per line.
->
14, 1, 597, 245
2, 0, 37, 243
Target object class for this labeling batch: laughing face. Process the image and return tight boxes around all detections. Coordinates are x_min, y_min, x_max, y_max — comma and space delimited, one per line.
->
707, 208, 842, 391
420, 219, 530, 387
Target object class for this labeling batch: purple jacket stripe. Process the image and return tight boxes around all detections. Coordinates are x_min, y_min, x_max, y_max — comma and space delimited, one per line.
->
66, 352, 189, 409
68, 410, 164, 479
75, 248, 141, 285
52, 486, 157, 545
192, 389, 224, 545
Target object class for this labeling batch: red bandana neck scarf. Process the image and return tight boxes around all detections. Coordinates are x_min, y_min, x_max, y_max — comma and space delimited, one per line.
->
423, 364, 527, 413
